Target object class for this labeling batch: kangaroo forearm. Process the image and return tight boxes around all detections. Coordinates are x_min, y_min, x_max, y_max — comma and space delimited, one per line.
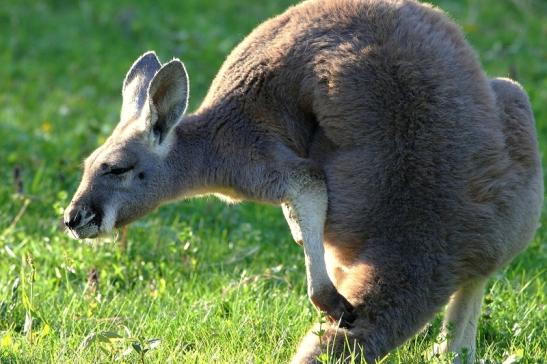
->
281, 182, 330, 293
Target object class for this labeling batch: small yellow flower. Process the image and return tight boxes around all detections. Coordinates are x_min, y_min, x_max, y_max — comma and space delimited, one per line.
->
1, 332, 13, 348
41, 121, 52, 134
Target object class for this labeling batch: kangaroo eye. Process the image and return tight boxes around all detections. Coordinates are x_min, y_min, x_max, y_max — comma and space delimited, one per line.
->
108, 166, 134, 175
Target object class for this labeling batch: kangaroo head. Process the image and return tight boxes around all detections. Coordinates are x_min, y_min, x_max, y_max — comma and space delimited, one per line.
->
64, 51, 190, 239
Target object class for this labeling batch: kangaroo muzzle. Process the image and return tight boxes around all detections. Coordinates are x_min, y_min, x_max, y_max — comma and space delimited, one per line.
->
63, 202, 102, 239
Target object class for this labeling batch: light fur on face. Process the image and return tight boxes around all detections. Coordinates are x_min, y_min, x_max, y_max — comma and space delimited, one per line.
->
100, 202, 118, 235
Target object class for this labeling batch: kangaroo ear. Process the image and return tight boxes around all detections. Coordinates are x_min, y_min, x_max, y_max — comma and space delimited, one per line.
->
121, 51, 162, 121
146, 59, 189, 144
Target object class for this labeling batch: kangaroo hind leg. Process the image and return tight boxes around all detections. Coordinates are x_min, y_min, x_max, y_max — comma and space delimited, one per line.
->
436, 277, 487, 364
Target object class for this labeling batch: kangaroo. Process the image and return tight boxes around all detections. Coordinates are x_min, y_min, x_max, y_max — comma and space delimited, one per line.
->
64, 0, 543, 362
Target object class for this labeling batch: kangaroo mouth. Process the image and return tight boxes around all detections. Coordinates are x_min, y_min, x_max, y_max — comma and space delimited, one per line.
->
66, 210, 103, 239
67, 223, 100, 239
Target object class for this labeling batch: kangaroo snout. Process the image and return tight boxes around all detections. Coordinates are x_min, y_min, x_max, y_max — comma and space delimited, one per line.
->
64, 205, 96, 229
63, 202, 102, 239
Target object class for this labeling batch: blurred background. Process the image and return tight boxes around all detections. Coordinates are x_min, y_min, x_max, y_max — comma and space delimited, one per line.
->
0, 0, 545, 362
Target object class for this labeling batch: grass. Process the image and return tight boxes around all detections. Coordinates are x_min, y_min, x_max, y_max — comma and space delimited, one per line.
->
0, 0, 545, 362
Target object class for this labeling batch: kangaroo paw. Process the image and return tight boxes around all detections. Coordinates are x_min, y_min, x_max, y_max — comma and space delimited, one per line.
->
310, 285, 356, 328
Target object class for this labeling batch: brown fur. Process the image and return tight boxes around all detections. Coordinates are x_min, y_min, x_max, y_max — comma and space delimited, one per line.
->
65, 0, 543, 362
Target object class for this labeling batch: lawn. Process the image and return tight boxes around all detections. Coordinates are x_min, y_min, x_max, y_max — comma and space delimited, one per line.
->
0, 0, 545, 363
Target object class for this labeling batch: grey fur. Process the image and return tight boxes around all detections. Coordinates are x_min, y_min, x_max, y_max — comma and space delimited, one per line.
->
147, 60, 189, 144
64, 0, 543, 362
121, 51, 161, 120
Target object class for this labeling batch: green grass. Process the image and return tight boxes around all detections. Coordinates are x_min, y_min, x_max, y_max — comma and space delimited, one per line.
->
0, 0, 545, 362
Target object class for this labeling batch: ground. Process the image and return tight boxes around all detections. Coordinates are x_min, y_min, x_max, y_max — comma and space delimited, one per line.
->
0, 0, 545, 362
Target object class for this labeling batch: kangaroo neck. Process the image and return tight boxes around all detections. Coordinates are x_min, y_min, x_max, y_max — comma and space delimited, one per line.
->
166, 104, 255, 202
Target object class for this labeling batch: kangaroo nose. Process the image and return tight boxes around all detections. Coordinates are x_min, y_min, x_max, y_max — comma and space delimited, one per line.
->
64, 205, 97, 230
65, 208, 82, 229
